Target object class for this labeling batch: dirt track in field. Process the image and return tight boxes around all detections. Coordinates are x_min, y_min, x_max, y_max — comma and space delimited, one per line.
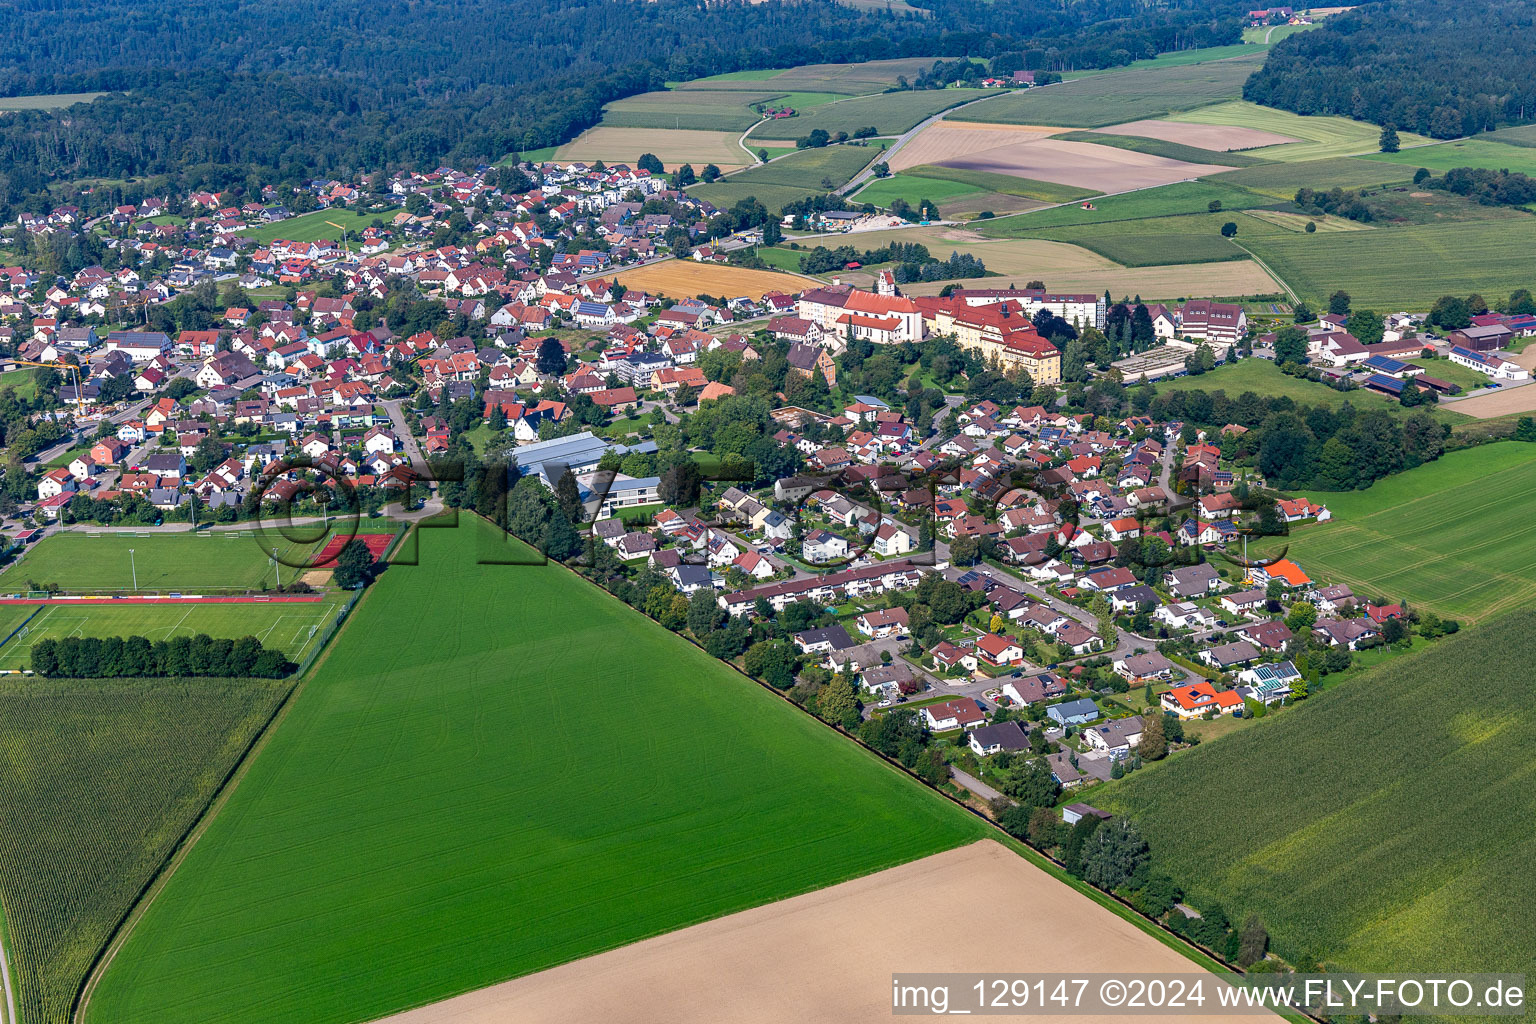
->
374, 840, 1272, 1024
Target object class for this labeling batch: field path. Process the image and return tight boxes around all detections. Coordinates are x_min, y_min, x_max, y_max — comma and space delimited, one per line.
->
0, 904, 16, 1024
373, 840, 1271, 1024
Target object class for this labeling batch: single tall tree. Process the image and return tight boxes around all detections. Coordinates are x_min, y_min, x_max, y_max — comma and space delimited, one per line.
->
535, 336, 567, 376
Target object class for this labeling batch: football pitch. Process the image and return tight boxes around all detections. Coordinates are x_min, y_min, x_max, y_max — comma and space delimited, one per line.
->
7, 527, 391, 593
86, 517, 987, 1024
0, 599, 348, 667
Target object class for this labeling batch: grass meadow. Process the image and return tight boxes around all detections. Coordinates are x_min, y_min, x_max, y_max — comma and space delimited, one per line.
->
0, 92, 106, 111
239, 208, 380, 246
1152, 359, 1468, 422
1247, 443, 1536, 622
0, 675, 291, 1024
1174, 358, 1470, 412
88, 518, 987, 1024
852, 172, 988, 207
1363, 137, 1536, 177
1106, 609, 1536, 984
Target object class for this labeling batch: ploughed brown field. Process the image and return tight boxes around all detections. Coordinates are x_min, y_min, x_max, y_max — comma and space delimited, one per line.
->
937, 138, 1229, 192
375, 841, 1274, 1024
1092, 119, 1299, 151
889, 120, 1060, 172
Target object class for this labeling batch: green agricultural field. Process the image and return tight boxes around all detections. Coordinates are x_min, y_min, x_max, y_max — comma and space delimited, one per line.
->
1483, 124, 1536, 148
1363, 137, 1536, 178
11, 530, 334, 593
1169, 101, 1431, 163
0, 675, 291, 1024
1242, 217, 1536, 308
1210, 155, 1414, 198
694, 57, 971, 97
0, 91, 106, 111
1063, 43, 1268, 78
688, 144, 877, 213
602, 88, 782, 132
1153, 359, 1467, 423
1054, 130, 1268, 167
852, 172, 987, 208
1247, 443, 1536, 622
903, 164, 1100, 203
88, 518, 987, 1024
979, 180, 1273, 234
1017, 211, 1278, 266
751, 88, 992, 141
239, 208, 381, 246
0, 598, 347, 667
1106, 609, 1536, 985
951, 55, 1264, 128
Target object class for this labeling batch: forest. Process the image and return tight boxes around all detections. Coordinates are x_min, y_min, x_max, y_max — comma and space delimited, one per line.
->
0, 0, 1244, 216
1243, 0, 1536, 137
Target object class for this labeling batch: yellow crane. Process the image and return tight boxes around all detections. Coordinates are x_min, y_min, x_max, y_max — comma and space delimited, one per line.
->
325, 220, 351, 259
12, 358, 88, 417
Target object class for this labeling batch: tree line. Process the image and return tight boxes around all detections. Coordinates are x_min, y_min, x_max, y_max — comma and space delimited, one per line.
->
1148, 386, 1446, 490
0, 0, 1249, 222
1243, 0, 1536, 137
31, 632, 296, 678
1419, 166, 1536, 208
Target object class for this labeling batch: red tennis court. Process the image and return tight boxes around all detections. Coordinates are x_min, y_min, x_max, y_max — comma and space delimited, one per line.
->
310, 532, 394, 568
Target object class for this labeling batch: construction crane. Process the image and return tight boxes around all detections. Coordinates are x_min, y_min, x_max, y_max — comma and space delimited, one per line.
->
325, 220, 351, 259
12, 358, 88, 417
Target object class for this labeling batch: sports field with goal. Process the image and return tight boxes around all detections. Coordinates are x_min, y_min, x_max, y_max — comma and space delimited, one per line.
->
6, 524, 397, 594
0, 599, 348, 668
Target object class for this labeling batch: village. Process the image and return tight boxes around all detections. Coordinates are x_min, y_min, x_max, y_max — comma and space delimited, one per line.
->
0, 156, 1507, 816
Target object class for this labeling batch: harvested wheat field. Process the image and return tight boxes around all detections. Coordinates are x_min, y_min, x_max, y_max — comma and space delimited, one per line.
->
376, 841, 1270, 1024
614, 260, 812, 300
889, 120, 1061, 171
556, 127, 748, 171
1442, 383, 1536, 419
936, 138, 1229, 191
1093, 118, 1298, 151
